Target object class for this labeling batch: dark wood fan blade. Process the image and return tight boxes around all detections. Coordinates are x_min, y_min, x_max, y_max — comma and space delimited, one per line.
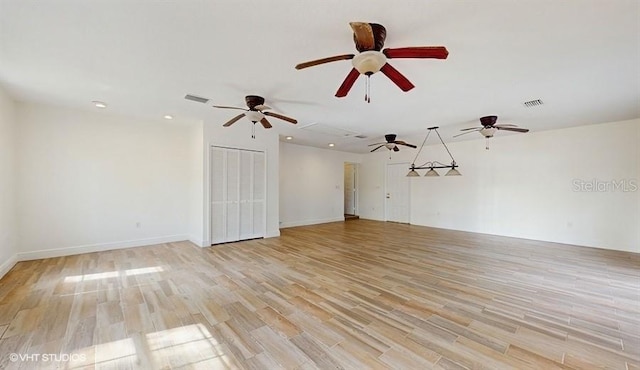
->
223, 113, 246, 127
335, 68, 361, 97
349, 22, 375, 51
213, 105, 247, 111
453, 129, 481, 138
260, 117, 272, 129
393, 146, 400, 152
370, 145, 384, 152
494, 124, 517, 127
496, 127, 529, 133
396, 142, 417, 148
263, 111, 297, 124
295, 54, 355, 70
368, 142, 386, 146
383, 46, 449, 59
460, 127, 482, 131
380, 63, 415, 92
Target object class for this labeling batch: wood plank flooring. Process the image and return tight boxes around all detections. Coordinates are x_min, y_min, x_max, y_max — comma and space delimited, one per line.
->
0, 220, 638, 369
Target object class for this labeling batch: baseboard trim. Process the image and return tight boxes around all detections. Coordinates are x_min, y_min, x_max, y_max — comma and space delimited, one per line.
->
188, 235, 205, 248
17, 235, 189, 261
0, 254, 18, 280
279, 217, 345, 229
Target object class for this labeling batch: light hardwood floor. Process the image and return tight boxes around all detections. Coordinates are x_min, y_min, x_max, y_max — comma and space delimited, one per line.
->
0, 220, 638, 369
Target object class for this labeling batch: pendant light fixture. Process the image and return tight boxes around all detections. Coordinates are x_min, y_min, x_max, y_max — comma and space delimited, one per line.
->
407, 126, 461, 177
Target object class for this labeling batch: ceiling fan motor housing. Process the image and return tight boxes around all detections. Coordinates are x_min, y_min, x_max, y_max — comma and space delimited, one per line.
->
245, 95, 265, 110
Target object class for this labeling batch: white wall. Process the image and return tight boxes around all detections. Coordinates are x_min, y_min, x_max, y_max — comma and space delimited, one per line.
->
16, 103, 199, 259
187, 123, 204, 246
202, 119, 281, 245
0, 86, 18, 276
279, 142, 362, 228
360, 119, 640, 252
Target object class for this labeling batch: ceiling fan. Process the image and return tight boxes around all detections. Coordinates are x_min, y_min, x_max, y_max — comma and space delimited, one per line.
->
213, 95, 297, 138
295, 22, 449, 102
454, 115, 529, 149
369, 134, 417, 152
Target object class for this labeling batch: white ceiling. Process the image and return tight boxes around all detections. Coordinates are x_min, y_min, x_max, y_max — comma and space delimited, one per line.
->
0, 0, 638, 153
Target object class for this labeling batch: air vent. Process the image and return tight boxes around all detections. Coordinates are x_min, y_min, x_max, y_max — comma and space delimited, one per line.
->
184, 94, 210, 104
523, 99, 544, 108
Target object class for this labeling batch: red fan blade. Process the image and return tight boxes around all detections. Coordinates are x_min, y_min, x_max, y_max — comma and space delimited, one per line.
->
370, 145, 384, 152
260, 117, 272, 129
380, 63, 415, 92
496, 127, 529, 133
263, 111, 297, 124
335, 68, 361, 97
223, 113, 246, 127
383, 46, 449, 59
295, 54, 355, 70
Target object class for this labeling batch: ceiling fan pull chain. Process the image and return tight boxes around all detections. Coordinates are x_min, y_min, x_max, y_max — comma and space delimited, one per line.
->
367, 75, 371, 103
485, 137, 489, 150
252, 123, 256, 139
364, 75, 368, 102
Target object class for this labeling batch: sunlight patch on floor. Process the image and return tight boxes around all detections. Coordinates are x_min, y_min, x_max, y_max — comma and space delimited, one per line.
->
64, 266, 165, 282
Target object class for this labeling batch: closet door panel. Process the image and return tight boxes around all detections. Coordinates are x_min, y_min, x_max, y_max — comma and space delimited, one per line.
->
239, 150, 253, 239
210, 147, 226, 244
252, 152, 266, 237
225, 149, 240, 242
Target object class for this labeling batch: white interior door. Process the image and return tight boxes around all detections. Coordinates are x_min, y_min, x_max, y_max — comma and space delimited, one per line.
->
211, 147, 265, 244
344, 163, 357, 215
386, 163, 410, 223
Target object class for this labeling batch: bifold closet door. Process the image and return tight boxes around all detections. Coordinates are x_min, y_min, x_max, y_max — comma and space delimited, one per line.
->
211, 147, 265, 244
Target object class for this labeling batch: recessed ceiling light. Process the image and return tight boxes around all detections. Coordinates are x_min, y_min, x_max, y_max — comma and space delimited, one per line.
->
92, 101, 107, 108
328, 143, 335, 147
164, 115, 173, 120
285, 136, 293, 140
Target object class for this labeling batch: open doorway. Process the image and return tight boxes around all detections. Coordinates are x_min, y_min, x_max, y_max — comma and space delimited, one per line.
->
344, 162, 359, 220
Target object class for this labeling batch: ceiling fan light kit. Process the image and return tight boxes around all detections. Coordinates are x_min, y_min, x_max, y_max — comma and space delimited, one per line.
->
407, 126, 461, 177
352, 51, 386, 74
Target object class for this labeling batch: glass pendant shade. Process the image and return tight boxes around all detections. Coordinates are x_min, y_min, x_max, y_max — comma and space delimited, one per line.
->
425, 168, 440, 177
406, 169, 420, 177
445, 168, 462, 176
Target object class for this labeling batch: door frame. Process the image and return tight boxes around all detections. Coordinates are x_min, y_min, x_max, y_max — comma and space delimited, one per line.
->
209, 145, 267, 245
343, 162, 358, 215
